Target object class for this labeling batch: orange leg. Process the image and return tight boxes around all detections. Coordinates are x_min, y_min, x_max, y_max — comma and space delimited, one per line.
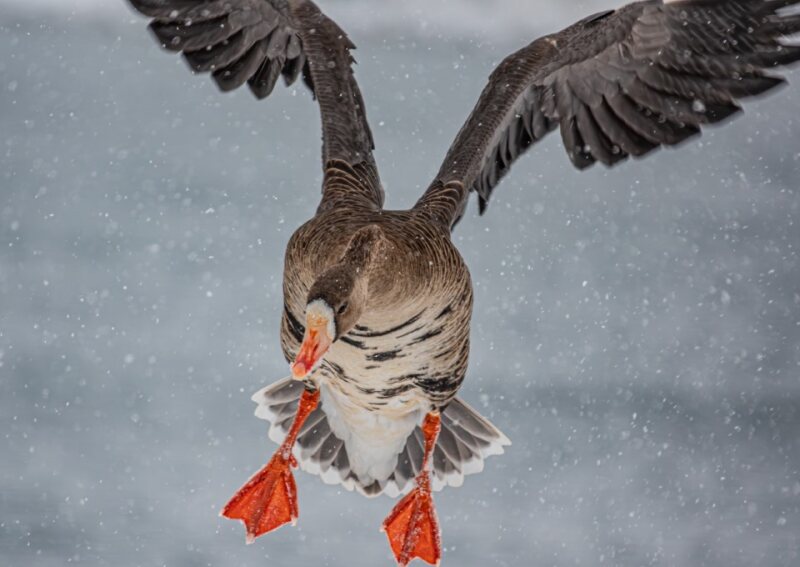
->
221, 388, 320, 543
382, 412, 442, 566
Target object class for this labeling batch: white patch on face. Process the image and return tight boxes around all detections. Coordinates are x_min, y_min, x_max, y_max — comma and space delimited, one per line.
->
306, 299, 337, 340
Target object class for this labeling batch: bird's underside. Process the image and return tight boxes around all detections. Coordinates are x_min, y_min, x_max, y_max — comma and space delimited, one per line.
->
128, 0, 800, 564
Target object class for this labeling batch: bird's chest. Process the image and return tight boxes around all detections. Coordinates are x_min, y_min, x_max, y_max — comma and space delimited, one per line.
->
314, 311, 450, 416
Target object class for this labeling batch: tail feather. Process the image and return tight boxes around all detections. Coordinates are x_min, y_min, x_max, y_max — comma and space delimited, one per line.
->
251, 378, 511, 498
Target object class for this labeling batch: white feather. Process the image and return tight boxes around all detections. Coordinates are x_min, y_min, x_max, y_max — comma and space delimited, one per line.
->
319, 382, 424, 487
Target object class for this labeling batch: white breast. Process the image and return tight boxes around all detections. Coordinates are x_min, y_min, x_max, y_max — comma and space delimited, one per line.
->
312, 310, 442, 486
318, 382, 423, 486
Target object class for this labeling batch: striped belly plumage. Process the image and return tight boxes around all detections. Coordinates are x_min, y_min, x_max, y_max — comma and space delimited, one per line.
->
260, 294, 507, 500
313, 308, 461, 488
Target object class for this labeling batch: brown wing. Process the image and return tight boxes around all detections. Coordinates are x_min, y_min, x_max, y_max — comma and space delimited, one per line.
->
128, 0, 383, 210
415, 0, 800, 229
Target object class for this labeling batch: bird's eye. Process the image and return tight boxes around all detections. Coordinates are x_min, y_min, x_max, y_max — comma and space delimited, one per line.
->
337, 302, 348, 315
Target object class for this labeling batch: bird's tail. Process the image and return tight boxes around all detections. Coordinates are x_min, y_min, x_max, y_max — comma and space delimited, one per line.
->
251, 377, 510, 498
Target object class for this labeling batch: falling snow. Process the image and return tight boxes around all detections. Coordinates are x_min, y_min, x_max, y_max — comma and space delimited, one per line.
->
2, 1, 800, 567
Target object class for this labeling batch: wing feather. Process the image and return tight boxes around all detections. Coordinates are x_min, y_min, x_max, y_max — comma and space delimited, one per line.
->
416, 0, 800, 228
129, 0, 382, 209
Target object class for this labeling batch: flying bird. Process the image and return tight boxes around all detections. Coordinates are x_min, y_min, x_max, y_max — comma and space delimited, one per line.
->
128, 0, 800, 564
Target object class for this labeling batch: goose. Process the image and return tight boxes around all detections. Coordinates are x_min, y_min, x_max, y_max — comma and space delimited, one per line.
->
128, 0, 800, 564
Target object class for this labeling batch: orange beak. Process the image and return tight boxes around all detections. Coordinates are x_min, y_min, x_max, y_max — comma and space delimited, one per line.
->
291, 315, 333, 380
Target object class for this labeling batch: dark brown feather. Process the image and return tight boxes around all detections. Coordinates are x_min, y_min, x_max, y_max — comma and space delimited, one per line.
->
128, 0, 382, 210
417, 0, 800, 228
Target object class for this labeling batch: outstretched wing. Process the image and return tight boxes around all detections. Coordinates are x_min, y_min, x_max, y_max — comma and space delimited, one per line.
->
415, 0, 800, 229
128, 0, 383, 210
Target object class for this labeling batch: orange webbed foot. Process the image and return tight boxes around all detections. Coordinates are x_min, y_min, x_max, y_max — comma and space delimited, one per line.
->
221, 388, 319, 543
221, 450, 299, 543
381, 473, 442, 566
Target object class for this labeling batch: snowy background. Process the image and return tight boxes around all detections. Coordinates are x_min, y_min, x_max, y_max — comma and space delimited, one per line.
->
2, 1, 800, 565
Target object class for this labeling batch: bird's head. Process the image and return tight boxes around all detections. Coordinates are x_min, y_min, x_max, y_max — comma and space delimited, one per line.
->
291, 225, 387, 379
